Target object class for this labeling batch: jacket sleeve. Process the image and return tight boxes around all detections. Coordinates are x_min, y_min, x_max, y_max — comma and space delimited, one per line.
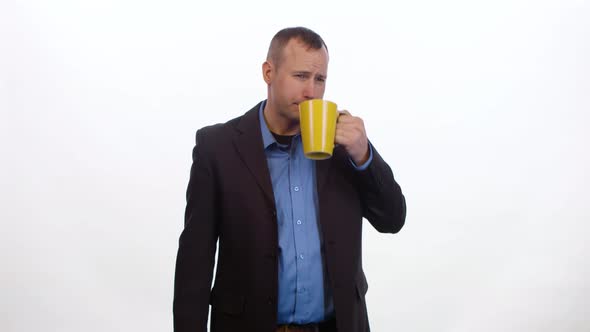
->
173, 129, 218, 332
356, 144, 407, 233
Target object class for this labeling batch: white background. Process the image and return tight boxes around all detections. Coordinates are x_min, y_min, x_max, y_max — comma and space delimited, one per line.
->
1, 0, 589, 331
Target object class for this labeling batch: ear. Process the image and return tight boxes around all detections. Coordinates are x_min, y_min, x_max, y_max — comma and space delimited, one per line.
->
262, 61, 273, 85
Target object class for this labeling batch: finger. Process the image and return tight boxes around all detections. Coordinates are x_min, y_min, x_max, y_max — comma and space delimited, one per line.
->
337, 111, 348, 124
337, 114, 358, 125
335, 128, 355, 143
337, 110, 352, 122
336, 130, 366, 150
336, 120, 365, 134
334, 133, 348, 146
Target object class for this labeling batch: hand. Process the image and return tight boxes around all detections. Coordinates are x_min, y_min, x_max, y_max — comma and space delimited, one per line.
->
335, 110, 370, 165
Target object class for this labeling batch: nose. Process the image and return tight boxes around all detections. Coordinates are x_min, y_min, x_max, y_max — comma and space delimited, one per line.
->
302, 79, 318, 100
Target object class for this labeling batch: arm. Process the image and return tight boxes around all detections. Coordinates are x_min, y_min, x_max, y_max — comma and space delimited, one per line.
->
335, 111, 406, 233
173, 129, 218, 331
355, 145, 406, 233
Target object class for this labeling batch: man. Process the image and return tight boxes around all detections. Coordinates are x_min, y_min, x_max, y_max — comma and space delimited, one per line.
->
174, 27, 406, 332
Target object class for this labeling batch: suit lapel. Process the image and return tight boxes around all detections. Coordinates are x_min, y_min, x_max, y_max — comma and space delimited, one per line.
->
315, 158, 332, 195
315, 146, 346, 194
232, 105, 275, 206
231, 103, 345, 204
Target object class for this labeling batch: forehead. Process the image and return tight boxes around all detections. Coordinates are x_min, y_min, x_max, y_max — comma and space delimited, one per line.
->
279, 39, 329, 71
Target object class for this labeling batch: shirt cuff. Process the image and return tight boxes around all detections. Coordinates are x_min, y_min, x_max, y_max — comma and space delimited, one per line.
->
349, 144, 373, 171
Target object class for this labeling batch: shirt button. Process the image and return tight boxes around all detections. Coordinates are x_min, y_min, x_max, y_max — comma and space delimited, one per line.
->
299, 254, 304, 260
296, 220, 302, 225
293, 186, 300, 192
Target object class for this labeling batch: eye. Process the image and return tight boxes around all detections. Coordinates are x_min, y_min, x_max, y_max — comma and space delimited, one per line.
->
316, 77, 326, 83
294, 74, 306, 79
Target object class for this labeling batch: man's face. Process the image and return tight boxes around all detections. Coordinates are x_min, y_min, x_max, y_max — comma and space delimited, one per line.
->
265, 38, 329, 125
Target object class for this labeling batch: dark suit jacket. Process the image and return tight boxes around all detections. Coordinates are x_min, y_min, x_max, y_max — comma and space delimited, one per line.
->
174, 102, 406, 332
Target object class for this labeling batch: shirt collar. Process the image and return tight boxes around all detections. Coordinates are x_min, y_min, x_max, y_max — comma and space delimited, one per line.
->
258, 100, 277, 149
259, 100, 302, 150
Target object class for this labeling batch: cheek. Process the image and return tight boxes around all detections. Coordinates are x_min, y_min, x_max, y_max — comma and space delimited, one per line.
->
278, 77, 295, 93
272, 78, 290, 98
283, 79, 304, 97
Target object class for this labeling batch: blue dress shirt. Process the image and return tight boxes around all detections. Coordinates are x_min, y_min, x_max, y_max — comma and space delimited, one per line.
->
258, 101, 372, 324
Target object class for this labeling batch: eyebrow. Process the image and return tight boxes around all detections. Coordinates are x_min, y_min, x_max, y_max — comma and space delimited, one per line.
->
293, 71, 327, 80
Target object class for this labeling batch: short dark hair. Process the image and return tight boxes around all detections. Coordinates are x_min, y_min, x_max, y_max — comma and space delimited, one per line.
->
266, 27, 328, 67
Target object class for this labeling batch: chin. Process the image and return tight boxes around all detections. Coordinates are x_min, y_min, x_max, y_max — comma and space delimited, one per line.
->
291, 109, 301, 121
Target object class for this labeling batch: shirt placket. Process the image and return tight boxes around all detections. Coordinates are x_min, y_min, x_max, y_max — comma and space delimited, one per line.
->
289, 138, 310, 321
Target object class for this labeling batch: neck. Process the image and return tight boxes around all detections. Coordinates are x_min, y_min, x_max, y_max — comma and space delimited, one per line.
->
262, 102, 300, 136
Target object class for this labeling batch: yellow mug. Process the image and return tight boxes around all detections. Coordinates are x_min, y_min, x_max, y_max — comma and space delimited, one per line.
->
299, 99, 338, 160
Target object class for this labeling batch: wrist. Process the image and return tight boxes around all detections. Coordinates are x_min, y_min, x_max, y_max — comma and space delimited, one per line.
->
353, 147, 370, 165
